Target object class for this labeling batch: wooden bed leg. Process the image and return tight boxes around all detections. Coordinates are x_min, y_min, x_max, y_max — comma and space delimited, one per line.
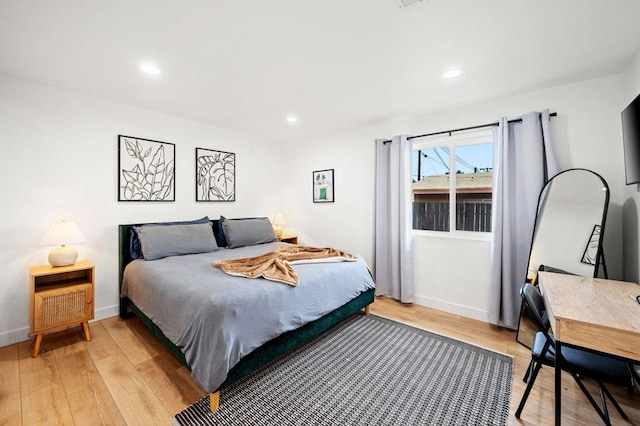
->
364, 304, 371, 316
210, 391, 220, 412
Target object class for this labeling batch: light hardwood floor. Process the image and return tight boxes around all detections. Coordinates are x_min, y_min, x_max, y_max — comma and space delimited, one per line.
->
1, 296, 638, 425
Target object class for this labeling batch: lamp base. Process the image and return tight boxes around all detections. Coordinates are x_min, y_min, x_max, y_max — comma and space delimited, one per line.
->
48, 246, 78, 267
274, 226, 283, 238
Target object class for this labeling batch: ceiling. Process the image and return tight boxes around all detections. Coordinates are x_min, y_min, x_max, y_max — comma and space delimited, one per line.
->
1, 0, 640, 142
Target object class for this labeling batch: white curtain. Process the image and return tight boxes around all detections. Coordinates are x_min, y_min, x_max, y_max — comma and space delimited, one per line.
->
488, 110, 557, 328
374, 135, 414, 303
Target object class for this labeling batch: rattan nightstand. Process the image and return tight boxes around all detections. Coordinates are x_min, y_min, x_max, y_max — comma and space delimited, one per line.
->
279, 234, 298, 244
29, 260, 95, 357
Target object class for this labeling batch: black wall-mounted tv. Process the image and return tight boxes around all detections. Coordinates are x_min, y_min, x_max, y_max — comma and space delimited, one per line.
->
622, 92, 640, 185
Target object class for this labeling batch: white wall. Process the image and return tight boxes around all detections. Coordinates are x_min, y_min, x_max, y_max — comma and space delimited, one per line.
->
283, 73, 627, 322
622, 50, 640, 283
0, 74, 282, 347
1, 65, 633, 346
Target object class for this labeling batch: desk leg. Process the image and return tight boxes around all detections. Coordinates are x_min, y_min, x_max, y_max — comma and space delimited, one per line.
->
555, 342, 562, 425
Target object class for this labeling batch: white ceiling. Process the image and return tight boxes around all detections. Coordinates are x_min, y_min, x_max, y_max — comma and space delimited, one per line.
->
1, 0, 640, 142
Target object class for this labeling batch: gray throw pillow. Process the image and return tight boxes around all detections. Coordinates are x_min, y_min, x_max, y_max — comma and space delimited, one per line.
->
222, 217, 277, 249
130, 216, 210, 259
136, 222, 219, 260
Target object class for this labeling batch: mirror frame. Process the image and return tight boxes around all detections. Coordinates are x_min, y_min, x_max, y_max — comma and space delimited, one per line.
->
515, 168, 610, 348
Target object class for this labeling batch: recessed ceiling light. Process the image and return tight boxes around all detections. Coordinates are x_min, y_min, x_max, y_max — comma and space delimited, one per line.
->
286, 115, 298, 123
140, 63, 161, 75
441, 68, 464, 79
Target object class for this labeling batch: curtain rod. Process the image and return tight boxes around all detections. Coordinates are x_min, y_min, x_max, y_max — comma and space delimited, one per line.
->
382, 112, 557, 144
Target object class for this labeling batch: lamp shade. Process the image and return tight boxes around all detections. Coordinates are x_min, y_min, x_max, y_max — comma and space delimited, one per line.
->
39, 220, 87, 247
39, 220, 87, 267
272, 212, 286, 226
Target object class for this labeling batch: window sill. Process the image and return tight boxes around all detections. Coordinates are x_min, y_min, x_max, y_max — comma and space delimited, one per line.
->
412, 230, 492, 242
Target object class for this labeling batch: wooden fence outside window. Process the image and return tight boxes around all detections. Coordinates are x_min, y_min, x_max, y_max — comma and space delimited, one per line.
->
412, 202, 492, 232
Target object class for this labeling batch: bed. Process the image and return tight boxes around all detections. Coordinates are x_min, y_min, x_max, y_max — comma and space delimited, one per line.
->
118, 217, 375, 411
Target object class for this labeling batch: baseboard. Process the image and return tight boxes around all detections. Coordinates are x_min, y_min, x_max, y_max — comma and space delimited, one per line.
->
95, 304, 119, 321
0, 327, 30, 348
0, 304, 120, 348
414, 295, 488, 323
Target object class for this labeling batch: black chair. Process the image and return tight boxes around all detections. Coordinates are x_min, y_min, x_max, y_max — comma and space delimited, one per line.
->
631, 363, 640, 392
515, 283, 633, 425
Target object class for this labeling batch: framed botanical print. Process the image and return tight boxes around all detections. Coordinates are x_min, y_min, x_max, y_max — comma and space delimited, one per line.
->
118, 135, 175, 201
313, 169, 334, 203
196, 148, 236, 201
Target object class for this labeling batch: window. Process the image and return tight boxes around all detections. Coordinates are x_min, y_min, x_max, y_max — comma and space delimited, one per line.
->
411, 129, 494, 234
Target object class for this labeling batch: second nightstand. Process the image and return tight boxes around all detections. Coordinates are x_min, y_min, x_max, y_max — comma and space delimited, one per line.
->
279, 234, 298, 244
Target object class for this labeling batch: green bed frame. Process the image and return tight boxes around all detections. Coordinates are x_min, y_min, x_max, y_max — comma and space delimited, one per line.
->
118, 222, 375, 391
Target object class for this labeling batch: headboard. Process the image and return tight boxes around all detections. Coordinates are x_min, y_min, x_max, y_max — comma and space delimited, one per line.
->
118, 219, 221, 317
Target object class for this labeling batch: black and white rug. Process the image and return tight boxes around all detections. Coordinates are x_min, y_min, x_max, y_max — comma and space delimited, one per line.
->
172, 314, 513, 425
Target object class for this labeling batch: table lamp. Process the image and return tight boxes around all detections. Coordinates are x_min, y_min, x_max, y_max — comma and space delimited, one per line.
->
271, 212, 286, 238
39, 220, 87, 267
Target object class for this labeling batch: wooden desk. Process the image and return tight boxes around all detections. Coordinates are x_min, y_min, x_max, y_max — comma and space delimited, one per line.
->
538, 272, 640, 425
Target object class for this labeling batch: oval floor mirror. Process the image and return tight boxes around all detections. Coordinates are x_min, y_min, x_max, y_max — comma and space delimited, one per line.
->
515, 168, 610, 348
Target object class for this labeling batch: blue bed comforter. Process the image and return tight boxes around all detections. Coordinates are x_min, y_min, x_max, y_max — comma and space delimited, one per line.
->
121, 242, 375, 392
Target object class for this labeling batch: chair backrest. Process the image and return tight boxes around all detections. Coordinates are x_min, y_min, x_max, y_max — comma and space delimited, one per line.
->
520, 283, 550, 332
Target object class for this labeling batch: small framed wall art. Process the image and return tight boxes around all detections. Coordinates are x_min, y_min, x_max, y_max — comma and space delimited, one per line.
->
196, 148, 236, 202
313, 169, 334, 203
118, 135, 175, 201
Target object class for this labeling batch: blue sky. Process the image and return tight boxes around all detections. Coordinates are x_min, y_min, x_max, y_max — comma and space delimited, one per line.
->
412, 143, 493, 181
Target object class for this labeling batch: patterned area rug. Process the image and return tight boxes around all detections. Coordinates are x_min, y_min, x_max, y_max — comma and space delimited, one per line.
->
172, 314, 513, 426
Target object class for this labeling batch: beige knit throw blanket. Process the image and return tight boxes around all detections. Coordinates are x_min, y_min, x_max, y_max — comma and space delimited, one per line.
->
213, 245, 357, 286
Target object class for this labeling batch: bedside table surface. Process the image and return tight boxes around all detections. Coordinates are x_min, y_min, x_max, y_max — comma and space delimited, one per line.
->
30, 259, 94, 276
279, 234, 298, 244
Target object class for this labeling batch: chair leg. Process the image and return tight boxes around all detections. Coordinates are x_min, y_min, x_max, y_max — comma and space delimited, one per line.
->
515, 361, 542, 418
628, 363, 640, 394
599, 382, 628, 420
569, 371, 611, 426
522, 359, 534, 383
598, 387, 610, 424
